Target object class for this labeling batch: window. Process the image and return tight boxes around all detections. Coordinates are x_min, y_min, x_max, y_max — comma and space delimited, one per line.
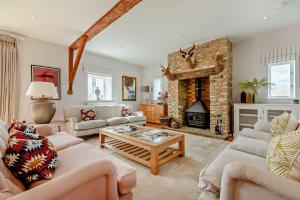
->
153, 78, 162, 100
88, 74, 112, 101
268, 60, 295, 99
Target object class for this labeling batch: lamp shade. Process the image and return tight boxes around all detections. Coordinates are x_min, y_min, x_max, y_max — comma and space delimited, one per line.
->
26, 81, 58, 99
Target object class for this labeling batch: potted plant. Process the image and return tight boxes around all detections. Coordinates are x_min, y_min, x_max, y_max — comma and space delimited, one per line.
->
239, 78, 272, 103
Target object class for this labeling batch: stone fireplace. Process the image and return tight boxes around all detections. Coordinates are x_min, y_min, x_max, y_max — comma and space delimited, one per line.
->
167, 37, 232, 135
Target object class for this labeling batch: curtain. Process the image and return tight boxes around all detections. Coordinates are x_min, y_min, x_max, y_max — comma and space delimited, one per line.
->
0, 34, 18, 123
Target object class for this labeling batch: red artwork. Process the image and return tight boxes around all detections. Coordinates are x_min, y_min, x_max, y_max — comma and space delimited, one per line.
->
31, 65, 61, 100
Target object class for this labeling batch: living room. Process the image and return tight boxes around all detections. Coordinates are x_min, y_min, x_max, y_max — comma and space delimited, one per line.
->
1, 0, 300, 200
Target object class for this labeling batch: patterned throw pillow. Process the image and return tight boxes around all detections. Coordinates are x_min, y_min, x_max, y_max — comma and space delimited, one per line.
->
122, 106, 132, 117
270, 112, 290, 136
8, 121, 27, 133
267, 130, 300, 177
3, 133, 58, 186
81, 109, 96, 121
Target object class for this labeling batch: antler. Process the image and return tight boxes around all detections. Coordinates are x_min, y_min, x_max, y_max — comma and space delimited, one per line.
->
179, 48, 187, 56
188, 44, 196, 55
160, 64, 166, 72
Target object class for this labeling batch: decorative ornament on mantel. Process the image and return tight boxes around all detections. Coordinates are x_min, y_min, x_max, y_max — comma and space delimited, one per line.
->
180, 43, 196, 68
161, 53, 227, 81
160, 62, 175, 80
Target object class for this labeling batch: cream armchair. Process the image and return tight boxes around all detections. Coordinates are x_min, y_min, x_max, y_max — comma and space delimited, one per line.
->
9, 160, 120, 200
221, 162, 300, 200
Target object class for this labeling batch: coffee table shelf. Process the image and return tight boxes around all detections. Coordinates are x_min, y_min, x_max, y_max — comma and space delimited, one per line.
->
99, 125, 185, 175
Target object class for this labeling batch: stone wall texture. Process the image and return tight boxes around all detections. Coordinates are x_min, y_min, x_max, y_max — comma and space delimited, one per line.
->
167, 37, 232, 135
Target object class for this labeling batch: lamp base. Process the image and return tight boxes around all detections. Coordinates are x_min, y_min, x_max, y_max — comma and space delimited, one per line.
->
29, 98, 56, 124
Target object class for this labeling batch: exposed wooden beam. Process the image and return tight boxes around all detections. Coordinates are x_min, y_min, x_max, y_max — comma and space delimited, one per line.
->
68, 36, 88, 94
67, 0, 142, 95
70, 0, 142, 50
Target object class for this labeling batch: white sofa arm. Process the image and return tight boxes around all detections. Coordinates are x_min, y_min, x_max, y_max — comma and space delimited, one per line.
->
221, 162, 300, 200
65, 117, 78, 134
132, 111, 144, 117
254, 120, 271, 132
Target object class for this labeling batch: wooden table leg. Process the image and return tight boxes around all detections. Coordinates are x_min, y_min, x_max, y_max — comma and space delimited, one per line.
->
179, 137, 185, 157
150, 147, 159, 175
99, 134, 106, 148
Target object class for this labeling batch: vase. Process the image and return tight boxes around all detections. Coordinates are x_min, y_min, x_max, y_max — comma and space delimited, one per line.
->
171, 119, 180, 129
246, 93, 254, 104
240, 91, 246, 103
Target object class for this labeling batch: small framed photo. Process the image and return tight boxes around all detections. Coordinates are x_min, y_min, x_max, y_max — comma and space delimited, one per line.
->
122, 76, 136, 101
31, 65, 61, 100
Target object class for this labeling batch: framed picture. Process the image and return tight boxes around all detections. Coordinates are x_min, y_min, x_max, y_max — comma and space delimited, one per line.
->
122, 76, 136, 101
31, 65, 61, 100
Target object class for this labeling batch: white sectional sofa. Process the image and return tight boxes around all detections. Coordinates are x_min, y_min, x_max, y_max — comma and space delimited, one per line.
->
198, 121, 300, 200
64, 105, 146, 137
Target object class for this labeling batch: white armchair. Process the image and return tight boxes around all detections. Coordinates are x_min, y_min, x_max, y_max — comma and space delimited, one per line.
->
221, 162, 300, 200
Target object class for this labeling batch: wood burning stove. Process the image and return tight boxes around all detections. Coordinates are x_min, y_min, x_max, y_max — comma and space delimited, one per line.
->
186, 78, 210, 128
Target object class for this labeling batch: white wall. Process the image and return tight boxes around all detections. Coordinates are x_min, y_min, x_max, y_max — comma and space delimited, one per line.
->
141, 66, 168, 103
142, 25, 300, 105
233, 24, 300, 103
17, 37, 143, 121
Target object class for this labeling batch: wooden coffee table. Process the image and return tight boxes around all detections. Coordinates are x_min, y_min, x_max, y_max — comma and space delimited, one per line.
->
99, 125, 185, 175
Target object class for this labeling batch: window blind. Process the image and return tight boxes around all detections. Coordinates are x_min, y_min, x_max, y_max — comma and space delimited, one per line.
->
263, 46, 300, 64
83, 66, 112, 77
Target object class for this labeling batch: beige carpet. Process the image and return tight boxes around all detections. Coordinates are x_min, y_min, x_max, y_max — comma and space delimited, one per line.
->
84, 133, 228, 200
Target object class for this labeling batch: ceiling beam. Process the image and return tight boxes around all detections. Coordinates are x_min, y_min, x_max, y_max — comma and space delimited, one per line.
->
70, 0, 142, 50
67, 0, 142, 94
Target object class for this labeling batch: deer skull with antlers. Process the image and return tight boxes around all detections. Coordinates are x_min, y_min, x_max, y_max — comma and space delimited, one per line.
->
161, 63, 175, 80
180, 44, 196, 68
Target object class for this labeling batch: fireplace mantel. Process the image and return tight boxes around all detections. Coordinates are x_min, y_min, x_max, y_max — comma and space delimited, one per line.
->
167, 63, 224, 81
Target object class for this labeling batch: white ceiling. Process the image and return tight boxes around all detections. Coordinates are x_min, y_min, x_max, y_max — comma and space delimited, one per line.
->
1, 0, 300, 67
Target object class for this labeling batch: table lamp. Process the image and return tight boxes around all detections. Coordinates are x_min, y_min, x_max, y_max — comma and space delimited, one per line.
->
26, 81, 58, 124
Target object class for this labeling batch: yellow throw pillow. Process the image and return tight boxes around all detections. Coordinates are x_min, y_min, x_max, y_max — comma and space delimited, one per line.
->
270, 112, 290, 136
267, 130, 300, 177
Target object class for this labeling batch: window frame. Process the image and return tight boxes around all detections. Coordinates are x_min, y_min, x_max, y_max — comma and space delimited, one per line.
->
87, 73, 113, 102
267, 60, 295, 99
152, 77, 163, 101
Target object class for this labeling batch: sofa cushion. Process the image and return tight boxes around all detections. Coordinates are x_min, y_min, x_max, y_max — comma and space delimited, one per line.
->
267, 130, 300, 177
285, 115, 299, 133
125, 116, 147, 123
106, 117, 129, 126
0, 159, 25, 195
270, 112, 290, 136
198, 148, 266, 196
229, 136, 269, 158
254, 121, 271, 133
75, 119, 107, 131
30, 143, 136, 195
35, 125, 54, 137
47, 132, 84, 151
0, 121, 8, 131
240, 128, 273, 142
95, 105, 122, 120
287, 150, 300, 182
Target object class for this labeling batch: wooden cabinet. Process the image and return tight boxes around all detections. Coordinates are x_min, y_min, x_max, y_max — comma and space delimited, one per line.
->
139, 104, 168, 124
234, 103, 300, 134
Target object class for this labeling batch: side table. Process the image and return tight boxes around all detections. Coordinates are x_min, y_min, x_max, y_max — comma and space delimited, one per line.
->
26, 120, 66, 133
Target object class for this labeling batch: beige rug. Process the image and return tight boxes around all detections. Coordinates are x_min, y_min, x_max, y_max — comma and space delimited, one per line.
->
84, 133, 228, 200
